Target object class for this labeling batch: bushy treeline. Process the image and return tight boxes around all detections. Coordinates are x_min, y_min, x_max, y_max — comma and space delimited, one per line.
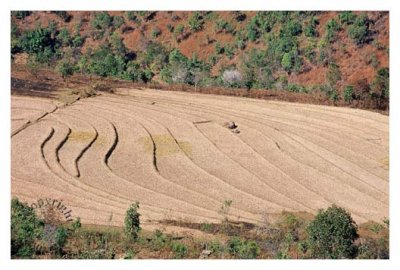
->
11, 11, 389, 109
11, 197, 388, 259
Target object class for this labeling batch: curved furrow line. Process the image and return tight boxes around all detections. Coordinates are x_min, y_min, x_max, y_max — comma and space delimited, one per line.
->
52, 112, 98, 178
79, 101, 281, 221
127, 94, 388, 151
113, 100, 314, 212
142, 97, 388, 184
104, 122, 119, 166
228, 127, 387, 221
82, 98, 299, 211
236, 122, 388, 203
261, 100, 388, 127
35, 119, 130, 208
62, 105, 239, 223
15, 118, 220, 224
110, 96, 388, 207
80, 100, 298, 220
132, 94, 388, 155
94, 97, 345, 211
12, 177, 225, 225
165, 99, 388, 196
140, 124, 159, 172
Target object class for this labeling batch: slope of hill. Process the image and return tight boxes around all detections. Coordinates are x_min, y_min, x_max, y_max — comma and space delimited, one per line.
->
11, 11, 389, 111
11, 88, 389, 226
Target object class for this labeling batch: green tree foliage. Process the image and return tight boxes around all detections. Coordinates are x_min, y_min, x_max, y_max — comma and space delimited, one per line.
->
124, 202, 141, 241
91, 12, 113, 30
112, 15, 125, 29
338, 11, 356, 25
57, 28, 71, 46
151, 27, 162, 38
371, 67, 389, 99
307, 205, 359, 259
108, 32, 127, 57
188, 12, 204, 32
304, 17, 319, 37
18, 26, 54, 55
72, 35, 85, 48
326, 62, 342, 87
11, 198, 44, 258
227, 237, 260, 259
54, 226, 68, 255
348, 13, 371, 45
87, 45, 126, 77
12, 11, 32, 20
281, 50, 302, 74
343, 85, 354, 103
171, 242, 188, 258
325, 19, 341, 43
56, 59, 75, 79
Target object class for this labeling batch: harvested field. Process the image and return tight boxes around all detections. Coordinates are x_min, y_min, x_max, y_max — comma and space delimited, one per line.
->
11, 88, 389, 227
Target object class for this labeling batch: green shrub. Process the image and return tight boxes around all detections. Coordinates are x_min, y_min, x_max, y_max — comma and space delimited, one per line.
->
11, 198, 44, 258
200, 223, 213, 232
71, 217, 82, 231
72, 35, 84, 48
54, 226, 68, 255
281, 20, 302, 37
188, 12, 204, 32
18, 26, 54, 55
112, 15, 125, 29
307, 205, 359, 259
371, 67, 389, 99
125, 11, 139, 23
338, 11, 356, 25
171, 242, 188, 258
12, 11, 32, 19
149, 229, 169, 251
124, 202, 141, 241
57, 28, 71, 46
151, 27, 162, 38
326, 62, 342, 87
343, 85, 354, 103
108, 32, 127, 57
87, 45, 126, 77
325, 19, 341, 43
348, 13, 370, 45
91, 12, 113, 30
215, 20, 234, 34
304, 17, 319, 37
57, 59, 75, 79
227, 237, 260, 259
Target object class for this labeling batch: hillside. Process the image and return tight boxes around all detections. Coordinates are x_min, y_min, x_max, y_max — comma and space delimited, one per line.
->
11, 11, 389, 111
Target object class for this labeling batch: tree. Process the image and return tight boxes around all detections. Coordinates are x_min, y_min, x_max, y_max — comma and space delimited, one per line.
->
343, 85, 354, 103
326, 62, 342, 87
188, 12, 204, 32
124, 202, 141, 241
348, 13, 370, 46
91, 12, 113, 30
11, 198, 44, 258
307, 205, 358, 259
57, 59, 75, 80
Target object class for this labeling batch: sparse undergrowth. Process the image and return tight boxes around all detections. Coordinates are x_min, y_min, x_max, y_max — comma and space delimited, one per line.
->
11, 198, 389, 259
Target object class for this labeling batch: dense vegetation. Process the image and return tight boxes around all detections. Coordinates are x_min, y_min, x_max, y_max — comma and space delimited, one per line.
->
11, 11, 389, 110
11, 197, 389, 259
